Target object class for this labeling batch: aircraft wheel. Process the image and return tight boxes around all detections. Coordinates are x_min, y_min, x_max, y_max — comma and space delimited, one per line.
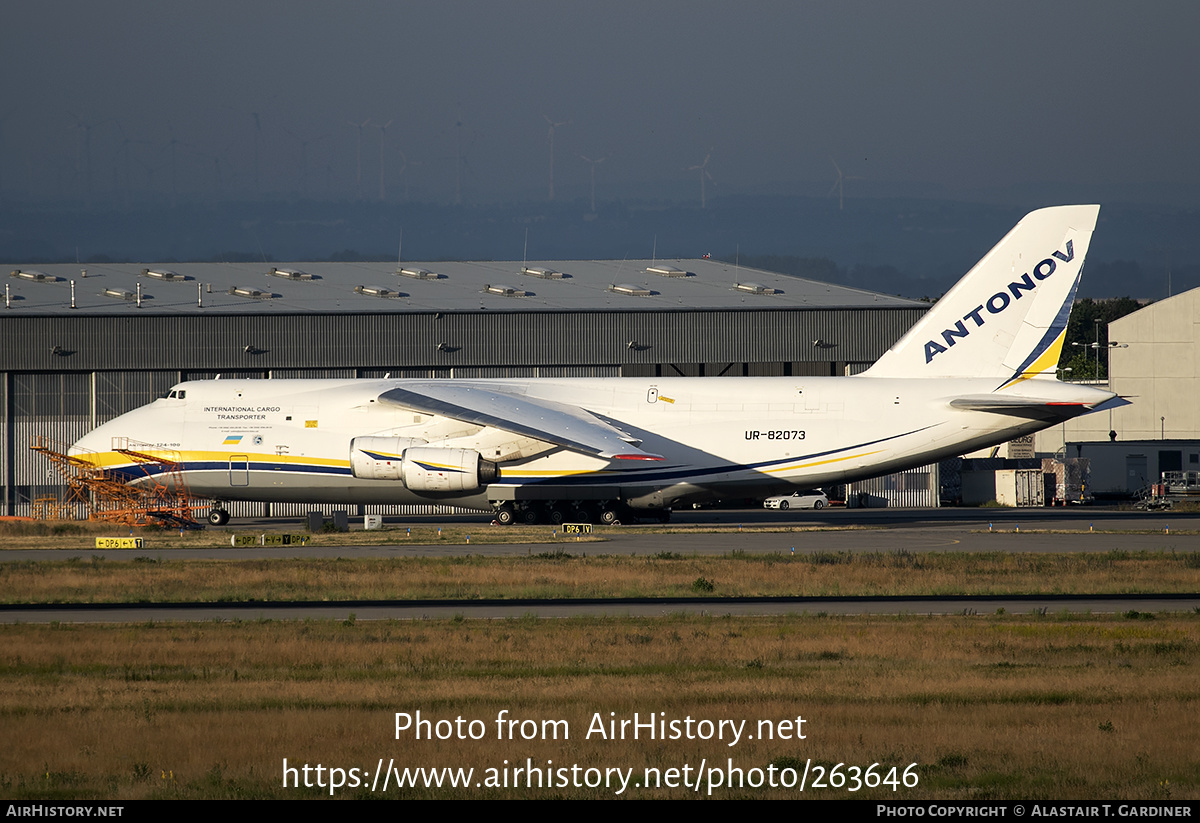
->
521, 507, 540, 526
599, 506, 620, 526
495, 506, 515, 526
207, 509, 230, 526
779, 500, 790, 510
813, 500, 825, 509
546, 507, 567, 526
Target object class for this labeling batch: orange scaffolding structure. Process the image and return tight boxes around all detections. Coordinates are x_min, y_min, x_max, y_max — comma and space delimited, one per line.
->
29, 435, 201, 527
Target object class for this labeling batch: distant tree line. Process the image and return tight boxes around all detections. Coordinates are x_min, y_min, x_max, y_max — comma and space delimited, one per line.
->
1058, 297, 1145, 380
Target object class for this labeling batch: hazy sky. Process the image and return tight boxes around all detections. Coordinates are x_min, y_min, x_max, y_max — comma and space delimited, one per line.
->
4, 1, 1198, 206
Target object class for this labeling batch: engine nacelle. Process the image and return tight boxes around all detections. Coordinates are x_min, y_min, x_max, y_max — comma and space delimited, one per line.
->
399, 446, 500, 492
349, 437, 423, 481
349, 438, 499, 492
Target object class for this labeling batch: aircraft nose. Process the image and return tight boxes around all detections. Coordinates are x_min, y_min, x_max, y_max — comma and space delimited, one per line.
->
69, 423, 110, 461
70, 403, 173, 461
69, 412, 137, 460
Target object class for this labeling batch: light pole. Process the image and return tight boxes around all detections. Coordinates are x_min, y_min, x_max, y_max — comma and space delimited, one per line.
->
1102, 340, 1127, 381
1070, 341, 1091, 378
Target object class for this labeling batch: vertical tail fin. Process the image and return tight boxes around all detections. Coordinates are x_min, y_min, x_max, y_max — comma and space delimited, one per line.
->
863, 205, 1098, 386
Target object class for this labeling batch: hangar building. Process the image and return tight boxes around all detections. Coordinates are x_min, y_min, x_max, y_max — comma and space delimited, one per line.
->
2, 258, 927, 517
1035, 286, 1200, 496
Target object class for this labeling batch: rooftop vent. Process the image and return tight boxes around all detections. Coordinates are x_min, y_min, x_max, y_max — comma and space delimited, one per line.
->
646, 265, 690, 277
397, 267, 443, 280
102, 288, 151, 301
269, 267, 319, 281
609, 283, 654, 297
484, 284, 528, 297
735, 282, 781, 295
227, 286, 276, 299
354, 285, 406, 298
522, 266, 565, 279
10, 269, 64, 283
142, 268, 192, 282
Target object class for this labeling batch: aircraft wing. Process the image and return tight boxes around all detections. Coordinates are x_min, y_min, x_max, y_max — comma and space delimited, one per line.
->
378, 383, 664, 461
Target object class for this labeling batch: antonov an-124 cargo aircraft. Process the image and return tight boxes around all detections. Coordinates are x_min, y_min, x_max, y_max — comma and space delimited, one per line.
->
71, 205, 1122, 525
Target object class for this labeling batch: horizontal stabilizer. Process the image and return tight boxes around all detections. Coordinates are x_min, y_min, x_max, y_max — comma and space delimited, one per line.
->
378, 382, 664, 461
950, 393, 1129, 422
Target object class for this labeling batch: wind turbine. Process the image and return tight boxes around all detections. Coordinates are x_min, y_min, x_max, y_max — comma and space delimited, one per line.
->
376, 119, 394, 201
111, 120, 149, 210
452, 110, 479, 205
544, 115, 569, 201
163, 122, 185, 207
579, 154, 607, 213
395, 146, 409, 201
250, 111, 264, 189
454, 116, 464, 205
347, 119, 371, 200
68, 113, 109, 207
0, 107, 12, 201
222, 103, 276, 194
281, 127, 330, 197
687, 150, 714, 209
829, 157, 864, 211
188, 140, 235, 199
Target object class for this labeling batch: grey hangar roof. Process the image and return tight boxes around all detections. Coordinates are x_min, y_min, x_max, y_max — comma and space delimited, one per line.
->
2, 257, 931, 516
4, 258, 922, 315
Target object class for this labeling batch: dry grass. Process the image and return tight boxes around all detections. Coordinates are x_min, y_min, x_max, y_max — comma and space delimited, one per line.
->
7, 518, 1195, 554
0, 520, 603, 551
4, 519, 1198, 800
3, 550, 1199, 604
0, 613, 1196, 799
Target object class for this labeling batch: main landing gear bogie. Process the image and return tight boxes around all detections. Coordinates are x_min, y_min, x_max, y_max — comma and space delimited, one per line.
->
491, 501, 650, 526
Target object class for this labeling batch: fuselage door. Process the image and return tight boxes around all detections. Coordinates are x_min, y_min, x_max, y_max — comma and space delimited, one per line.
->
229, 454, 249, 486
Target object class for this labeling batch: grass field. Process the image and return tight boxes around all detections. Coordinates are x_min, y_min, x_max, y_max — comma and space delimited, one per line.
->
0, 613, 1196, 799
2, 519, 1198, 800
2, 549, 1200, 603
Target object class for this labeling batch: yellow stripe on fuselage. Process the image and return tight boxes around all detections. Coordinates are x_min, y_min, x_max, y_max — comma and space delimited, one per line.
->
77, 450, 351, 470
77, 445, 889, 485
762, 449, 886, 475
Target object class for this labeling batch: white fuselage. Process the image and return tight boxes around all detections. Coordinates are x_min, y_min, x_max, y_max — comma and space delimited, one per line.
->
70, 375, 1113, 511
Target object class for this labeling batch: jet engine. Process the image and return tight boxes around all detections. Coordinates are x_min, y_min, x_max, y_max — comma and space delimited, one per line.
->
349, 437, 499, 491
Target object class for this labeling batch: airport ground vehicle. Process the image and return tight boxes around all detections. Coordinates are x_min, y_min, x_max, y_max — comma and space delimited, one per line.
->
763, 490, 828, 510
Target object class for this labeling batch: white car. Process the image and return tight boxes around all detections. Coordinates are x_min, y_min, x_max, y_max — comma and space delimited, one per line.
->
763, 490, 828, 510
